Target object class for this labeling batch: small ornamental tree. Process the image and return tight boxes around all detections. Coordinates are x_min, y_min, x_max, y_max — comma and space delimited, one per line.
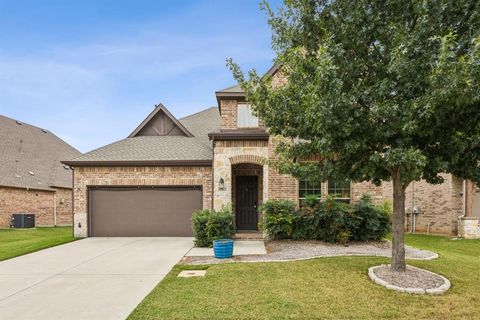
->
229, 0, 480, 271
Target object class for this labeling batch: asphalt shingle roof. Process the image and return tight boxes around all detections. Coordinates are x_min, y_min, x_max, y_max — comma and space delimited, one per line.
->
216, 84, 243, 93
0, 115, 81, 190
66, 106, 221, 164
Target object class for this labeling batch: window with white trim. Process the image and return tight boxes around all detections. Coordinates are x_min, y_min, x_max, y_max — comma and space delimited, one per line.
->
299, 179, 322, 205
327, 178, 351, 203
237, 103, 259, 128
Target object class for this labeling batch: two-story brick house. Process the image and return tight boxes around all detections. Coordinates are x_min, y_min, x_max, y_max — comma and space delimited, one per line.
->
65, 66, 480, 238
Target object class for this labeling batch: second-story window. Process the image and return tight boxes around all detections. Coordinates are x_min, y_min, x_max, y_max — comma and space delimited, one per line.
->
237, 103, 259, 128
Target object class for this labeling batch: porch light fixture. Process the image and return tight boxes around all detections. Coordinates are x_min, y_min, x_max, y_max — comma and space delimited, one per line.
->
218, 178, 226, 191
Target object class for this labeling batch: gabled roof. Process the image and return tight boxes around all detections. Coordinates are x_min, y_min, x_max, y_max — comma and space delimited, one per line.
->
129, 103, 193, 138
0, 115, 81, 191
64, 106, 220, 166
215, 64, 280, 107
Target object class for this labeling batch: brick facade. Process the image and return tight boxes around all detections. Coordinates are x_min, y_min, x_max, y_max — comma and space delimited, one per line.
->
0, 186, 72, 228
214, 71, 465, 235
348, 177, 464, 235
72, 166, 212, 237
267, 135, 298, 201
70, 67, 468, 237
220, 100, 238, 130
220, 99, 265, 130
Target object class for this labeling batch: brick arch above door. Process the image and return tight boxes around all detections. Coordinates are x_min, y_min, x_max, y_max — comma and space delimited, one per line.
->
229, 154, 267, 166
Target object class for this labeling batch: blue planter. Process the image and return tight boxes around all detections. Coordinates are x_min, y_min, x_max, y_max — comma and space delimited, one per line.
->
213, 239, 234, 259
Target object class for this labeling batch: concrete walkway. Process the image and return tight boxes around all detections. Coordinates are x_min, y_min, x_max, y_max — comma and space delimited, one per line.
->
185, 240, 266, 257
0, 237, 193, 320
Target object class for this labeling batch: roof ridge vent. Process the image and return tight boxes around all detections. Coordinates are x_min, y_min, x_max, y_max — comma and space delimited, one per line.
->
41, 129, 48, 133
16, 120, 23, 125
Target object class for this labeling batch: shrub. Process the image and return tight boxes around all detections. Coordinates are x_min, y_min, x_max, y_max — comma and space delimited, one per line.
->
265, 194, 391, 244
191, 209, 211, 247
261, 200, 295, 239
192, 206, 234, 247
303, 194, 321, 209
349, 195, 391, 241
315, 197, 356, 244
206, 206, 235, 242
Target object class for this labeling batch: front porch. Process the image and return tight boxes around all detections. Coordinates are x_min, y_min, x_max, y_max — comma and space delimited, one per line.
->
232, 163, 263, 233
212, 146, 269, 235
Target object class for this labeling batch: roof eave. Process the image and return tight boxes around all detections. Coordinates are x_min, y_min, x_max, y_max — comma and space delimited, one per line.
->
208, 131, 269, 141
214, 91, 246, 108
62, 159, 213, 167
0, 183, 56, 192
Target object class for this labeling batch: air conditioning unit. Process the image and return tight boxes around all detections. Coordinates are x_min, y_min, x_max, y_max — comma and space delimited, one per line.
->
11, 213, 35, 228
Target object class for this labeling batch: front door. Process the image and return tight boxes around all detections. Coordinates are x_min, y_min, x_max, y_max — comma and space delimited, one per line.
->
235, 176, 258, 230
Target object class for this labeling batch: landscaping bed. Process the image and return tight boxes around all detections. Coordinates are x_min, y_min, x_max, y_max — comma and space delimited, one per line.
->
129, 234, 480, 320
369, 264, 450, 294
181, 239, 437, 265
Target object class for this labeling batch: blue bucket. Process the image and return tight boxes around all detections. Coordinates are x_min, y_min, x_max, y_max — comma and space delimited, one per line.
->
213, 239, 234, 259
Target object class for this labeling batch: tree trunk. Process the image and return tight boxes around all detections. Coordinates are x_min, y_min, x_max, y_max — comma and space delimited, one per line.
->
391, 169, 407, 272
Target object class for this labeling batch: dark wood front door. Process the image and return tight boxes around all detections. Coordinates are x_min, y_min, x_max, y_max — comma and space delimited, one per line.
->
235, 176, 258, 230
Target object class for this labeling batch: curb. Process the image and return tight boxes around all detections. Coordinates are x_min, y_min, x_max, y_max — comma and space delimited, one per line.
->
368, 264, 450, 295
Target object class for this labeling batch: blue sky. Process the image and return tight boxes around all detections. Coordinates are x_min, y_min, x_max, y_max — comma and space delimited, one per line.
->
0, 0, 280, 152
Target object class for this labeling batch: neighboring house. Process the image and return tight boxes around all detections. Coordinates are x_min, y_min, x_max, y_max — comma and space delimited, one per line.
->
65, 66, 480, 238
0, 115, 81, 228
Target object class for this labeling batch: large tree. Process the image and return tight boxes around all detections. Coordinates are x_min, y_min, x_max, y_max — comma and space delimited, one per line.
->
230, 0, 480, 271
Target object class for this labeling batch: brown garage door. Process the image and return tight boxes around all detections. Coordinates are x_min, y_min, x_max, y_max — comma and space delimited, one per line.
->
89, 187, 202, 237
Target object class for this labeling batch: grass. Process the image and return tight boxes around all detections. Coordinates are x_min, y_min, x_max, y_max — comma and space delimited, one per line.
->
129, 234, 480, 319
0, 226, 75, 261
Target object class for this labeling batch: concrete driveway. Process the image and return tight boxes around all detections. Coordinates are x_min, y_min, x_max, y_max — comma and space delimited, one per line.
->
0, 237, 193, 320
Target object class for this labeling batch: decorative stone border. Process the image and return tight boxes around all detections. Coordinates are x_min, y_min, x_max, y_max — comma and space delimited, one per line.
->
368, 264, 451, 294
182, 242, 440, 265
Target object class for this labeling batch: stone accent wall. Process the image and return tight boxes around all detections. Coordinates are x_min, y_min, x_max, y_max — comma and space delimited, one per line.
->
213, 140, 268, 210
0, 186, 72, 228
458, 217, 480, 239
72, 166, 212, 237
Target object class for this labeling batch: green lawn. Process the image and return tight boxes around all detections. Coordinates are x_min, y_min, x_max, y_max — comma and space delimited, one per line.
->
129, 234, 480, 320
0, 227, 75, 261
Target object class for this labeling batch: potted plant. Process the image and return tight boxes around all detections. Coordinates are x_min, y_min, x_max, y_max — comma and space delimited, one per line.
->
213, 239, 234, 259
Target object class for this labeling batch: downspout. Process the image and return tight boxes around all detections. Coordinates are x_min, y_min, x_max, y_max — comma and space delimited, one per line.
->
71, 168, 75, 238
53, 192, 57, 226
458, 179, 467, 237
211, 139, 215, 210
411, 182, 415, 233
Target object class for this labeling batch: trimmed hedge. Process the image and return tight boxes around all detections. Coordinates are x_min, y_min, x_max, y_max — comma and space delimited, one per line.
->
262, 195, 391, 243
192, 206, 234, 247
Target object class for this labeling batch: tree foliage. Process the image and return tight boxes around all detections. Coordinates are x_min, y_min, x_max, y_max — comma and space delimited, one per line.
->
229, 0, 480, 271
